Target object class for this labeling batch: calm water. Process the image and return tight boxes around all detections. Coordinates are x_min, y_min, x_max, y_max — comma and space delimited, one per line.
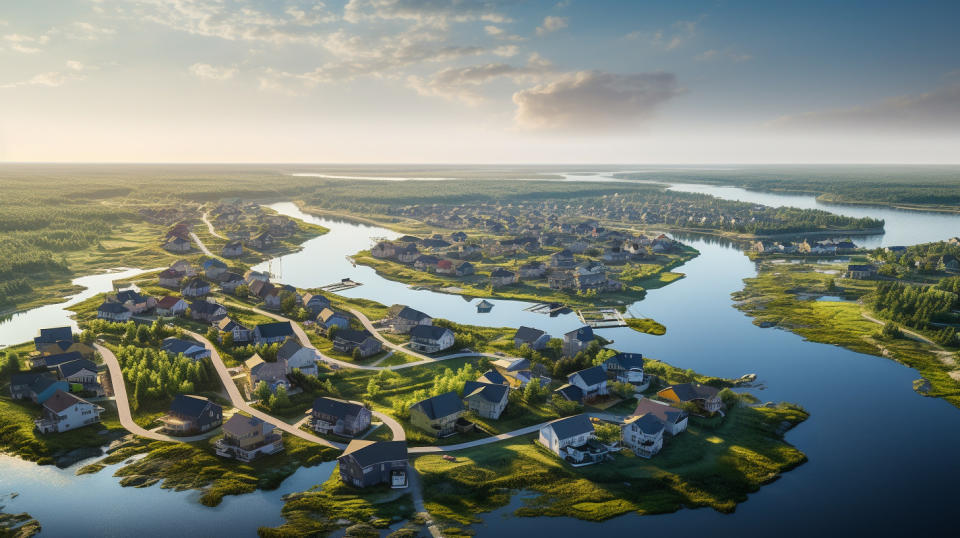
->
5, 183, 960, 536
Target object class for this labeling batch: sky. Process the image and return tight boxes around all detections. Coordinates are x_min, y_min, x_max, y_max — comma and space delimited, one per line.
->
1, 0, 958, 164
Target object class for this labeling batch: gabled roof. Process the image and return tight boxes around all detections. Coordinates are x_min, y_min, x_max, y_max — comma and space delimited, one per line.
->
659, 383, 721, 402
11, 372, 49, 387
490, 267, 516, 277
564, 326, 594, 342
35, 327, 73, 346
624, 413, 665, 435
313, 397, 365, 419
409, 324, 452, 341
222, 414, 268, 437
478, 369, 507, 385
98, 302, 128, 314
569, 365, 607, 387
170, 394, 219, 418
161, 337, 205, 355
513, 326, 545, 342
543, 414, 593, 439
340, 440, 407, 468
116, 290, 144, 303
182, 276, 209, 289
554, 384, 583, 402
255, 321, 294, 338
217, 317, 248, 331
43, 351, 85, 368
56, 359, 98, 378
190, 300, 225, 315
334, 328, 375, 345
317, 308, 349, 323
411, 391, 464, 420
605, 352, 644, 371
276, 337, 305, 360
388, 305, 431, 322
157, 295, 185, 309
43, 390, 90, 413
203, 258, 227, 269
631, 397, 687, 425
462, 381, 509, 404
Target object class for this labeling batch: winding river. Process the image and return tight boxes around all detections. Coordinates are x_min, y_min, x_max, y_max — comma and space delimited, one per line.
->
3, 178, 960, 536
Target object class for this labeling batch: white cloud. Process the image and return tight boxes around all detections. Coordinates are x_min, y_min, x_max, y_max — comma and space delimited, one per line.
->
406, 53, 553, 104
484, 25, 503, 36
189, 63, 239, 80
696, 48, 752, 62
771, 84, 960, 134
3, 33, 50, 53
66, 60, 86, 71
492, 44, 519, 57
535, 16, 567, 36
57, 21, 116, 40
343, 0, 516, 28
512, 70, 682, 130
625, 16, 702, 50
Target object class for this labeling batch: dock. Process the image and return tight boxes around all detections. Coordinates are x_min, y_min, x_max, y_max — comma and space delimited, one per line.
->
320, 278, 363, 292
524, 302, 570, 315
576, 308, 628, 328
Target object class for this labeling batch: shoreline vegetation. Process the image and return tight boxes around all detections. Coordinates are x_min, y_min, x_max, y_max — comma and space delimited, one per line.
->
732, 256, 960, 408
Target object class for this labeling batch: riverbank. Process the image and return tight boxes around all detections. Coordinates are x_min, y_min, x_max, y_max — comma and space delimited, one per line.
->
732, 260, 960, 407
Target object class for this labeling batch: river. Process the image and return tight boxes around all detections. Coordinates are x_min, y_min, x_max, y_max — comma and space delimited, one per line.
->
4, 179, 960, 536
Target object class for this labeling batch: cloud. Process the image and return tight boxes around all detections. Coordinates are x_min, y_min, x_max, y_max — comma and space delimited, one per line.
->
492, 44, 519, 57
512, 70, 682, 130
66, 60, 86, 71
484, 25, 503, 36
625, 15, 702, 50
189, 63, 239, 80
0, 61, 91, 89
3, 33, 50, 53
406, 53, 553, 104
535, 16, 567, 36
771, 84, 960, 134
343, 0, 515, 27
57, 21, 116, 40
696, 48, 752, 63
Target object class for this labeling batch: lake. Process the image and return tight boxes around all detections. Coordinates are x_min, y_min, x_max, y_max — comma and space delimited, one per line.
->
4, 179, 960, 536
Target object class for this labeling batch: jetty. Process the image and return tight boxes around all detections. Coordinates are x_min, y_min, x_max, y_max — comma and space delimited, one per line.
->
320, 278, 362, 292
524, 302, 571, 315
576, 308, 628, 328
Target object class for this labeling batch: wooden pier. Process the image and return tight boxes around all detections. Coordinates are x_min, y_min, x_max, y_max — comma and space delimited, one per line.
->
524, 302, 570, 315
576, 308, 628, 328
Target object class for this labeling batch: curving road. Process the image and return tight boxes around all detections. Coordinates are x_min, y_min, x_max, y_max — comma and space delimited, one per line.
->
202, 212, 228, 240
96, 342, 216, 443
189, 231, 215, 258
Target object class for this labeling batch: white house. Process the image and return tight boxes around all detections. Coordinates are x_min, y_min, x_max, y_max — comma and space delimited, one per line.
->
277, 337, 318, 376
620, 413, 664, 458
567, 365, 608, 400
97, 302, 131, 322
34, 390, 104, 433
409, 325, 455, 354
631, 398, 688, 435
156, 296, 188, 317
538, 414, 607, 465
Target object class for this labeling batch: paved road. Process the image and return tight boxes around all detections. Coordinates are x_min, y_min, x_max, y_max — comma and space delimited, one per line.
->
202, 212, 227, 240
182, 329, 339, 449
189, 231, 215, 257
96, 342, 214, 443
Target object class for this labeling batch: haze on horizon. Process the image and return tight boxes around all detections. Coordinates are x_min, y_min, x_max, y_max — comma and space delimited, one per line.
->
1, 0, 958, 164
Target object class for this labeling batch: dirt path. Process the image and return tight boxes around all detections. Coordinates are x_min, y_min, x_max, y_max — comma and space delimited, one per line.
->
202, 212, 228, 240
189, 231, 215, 257
860, 311, 959, 370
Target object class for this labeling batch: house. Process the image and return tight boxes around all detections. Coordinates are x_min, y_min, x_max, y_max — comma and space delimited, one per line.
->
244, 270, 270, 284
371, 241, 397, 259
163, 237, 192, 253
657, 383, 723, 414
170, 259, 196, 276
338, 440, 408, 489
311, 397, 372, 437
159, 395, 223, 436
845, 264, 878, 279
478, 369, 508, 386
262, 288, 282, 310
9, 373, 68, 403
217, 317, 252, 343
567, 365, 608, 400
476, 300, 493, 313
222, 240, 244, 258
34, 390, 104, 433
33, 327, 73, 350
215, 414, 284, 461
450, 231, 467, 242
385, 305, 432, 334
538, 414, 607, 465
248, 232, 275, 250
181, 277, 211, 297
513, 326, 550, 350
156, 296, 188, 317
454, 261, 475, 276
414, 255, 440, 271
97, 301, 131, 322
253, 321, 295, 344
550, 249, 576, 268
631, 397, 688, 435
276, 337, 318, 376
410, 392, 468, 437
621, 413, 664, 458
603, 352, 646, 384
36, 340, 95, 360
302, 293, 331, 315
116, 289, 155, 313
395, 243, 420, 263
31, 351, 85, 370
203, 258, 228, 279
157, 268, 183, 288
547, 270, 575, 290
317, 308, 351, 332
219, 272, 245, 294
602, 247, 629, 264
493, 357, 530, 373
245, 355, 290, 393
161, 337, 211, 361
189, 300, 227, 322
435, 259, 455, 275
332, 329, 382, 358
489, 268, 517, 287
554, 383, 584, 403
53, 359, 99, 388
562, 326, 595, 358
519, 261, 547, 279
940, 255, 960, 272
409, 325, 455, 354
573, 263, 609, 292
462, 381, 509, 419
